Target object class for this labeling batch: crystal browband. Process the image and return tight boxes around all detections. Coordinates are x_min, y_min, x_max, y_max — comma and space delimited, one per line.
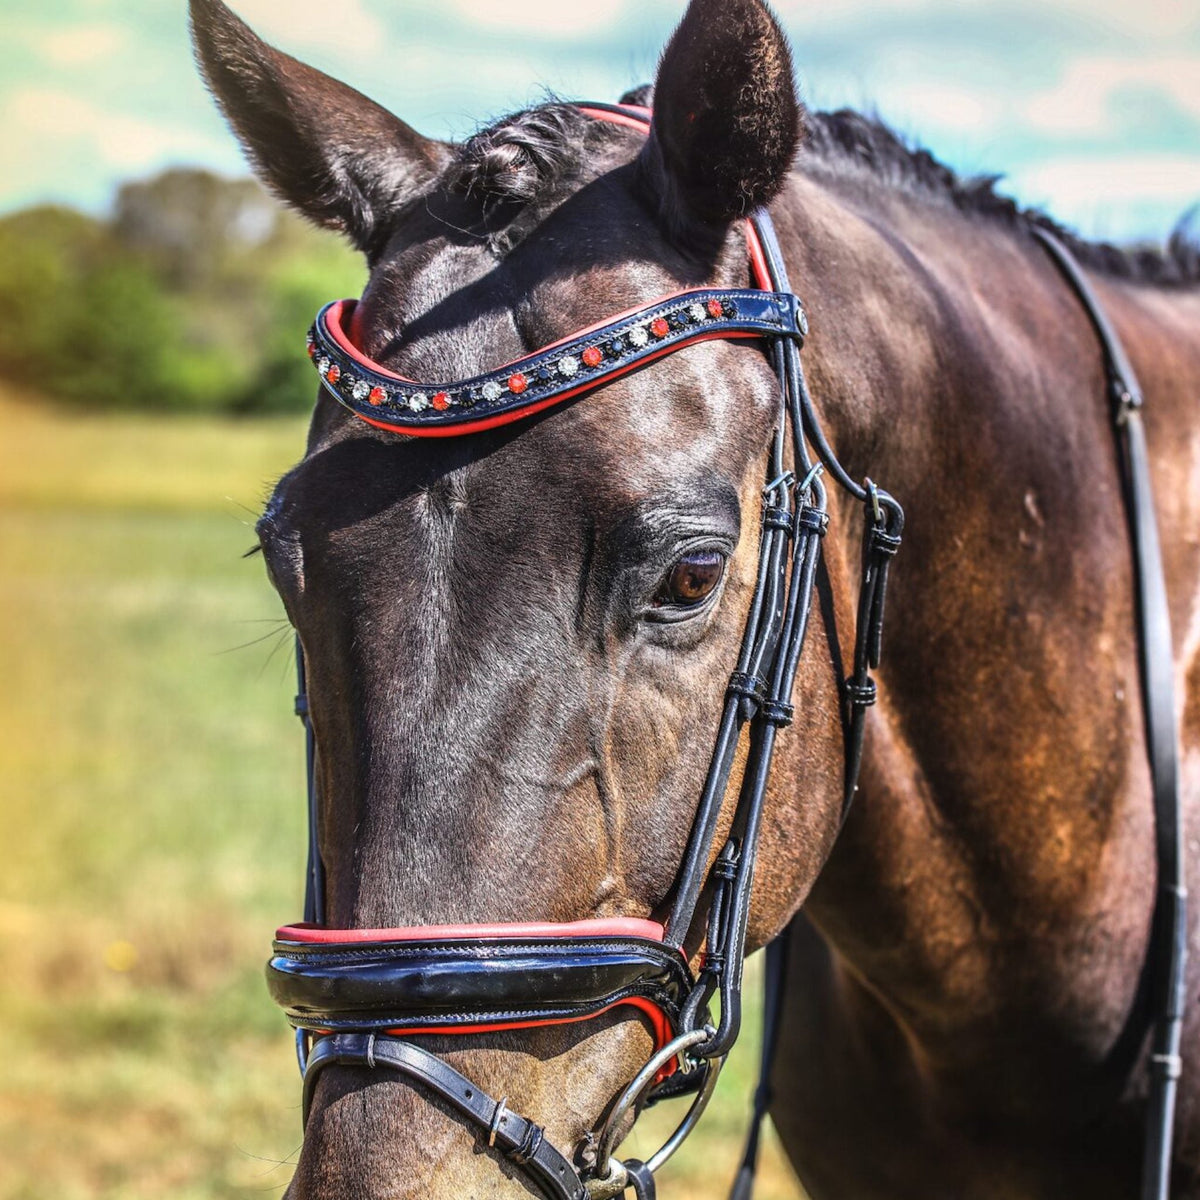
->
307, 287, 808, 437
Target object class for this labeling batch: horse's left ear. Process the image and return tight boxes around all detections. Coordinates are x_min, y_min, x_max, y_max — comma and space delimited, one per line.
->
641, 0, 803, 231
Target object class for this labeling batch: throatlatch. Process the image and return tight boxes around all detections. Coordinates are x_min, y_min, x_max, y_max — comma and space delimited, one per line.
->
275, 102, 903, 1200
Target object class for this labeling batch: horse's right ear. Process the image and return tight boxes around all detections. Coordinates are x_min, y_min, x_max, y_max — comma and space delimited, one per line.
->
189, 0, 448, 255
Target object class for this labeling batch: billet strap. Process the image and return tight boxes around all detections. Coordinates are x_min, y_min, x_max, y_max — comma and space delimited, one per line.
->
303, 1033, 587, 1200
1032, 227, 1186, 1200
309, 288, 806, 437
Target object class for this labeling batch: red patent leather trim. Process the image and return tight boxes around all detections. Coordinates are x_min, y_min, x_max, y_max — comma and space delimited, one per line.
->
276, 916, 666, 944
746, 225, 773, 291
311, 995, 678, 1080
577, 105, 654, 133
390, 995, 673, 1054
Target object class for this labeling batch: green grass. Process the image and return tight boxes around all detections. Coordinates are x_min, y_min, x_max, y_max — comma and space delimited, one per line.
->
0, 388, 804, 1200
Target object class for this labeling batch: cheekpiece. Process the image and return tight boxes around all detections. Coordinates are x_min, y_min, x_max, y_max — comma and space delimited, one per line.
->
307, 287, 807, 437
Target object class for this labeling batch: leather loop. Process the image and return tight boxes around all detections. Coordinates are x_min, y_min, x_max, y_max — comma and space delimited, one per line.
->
796, 505, 828, 535
508, 1119, 545, 1166
760, 699, 795, 727
762, 506, 792, 532
844, 678, 877, 708
867, 526, 902, 557
726, 672, 767, 703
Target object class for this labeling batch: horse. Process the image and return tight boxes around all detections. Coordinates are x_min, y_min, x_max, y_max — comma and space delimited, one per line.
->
190, 0, 1200, 1196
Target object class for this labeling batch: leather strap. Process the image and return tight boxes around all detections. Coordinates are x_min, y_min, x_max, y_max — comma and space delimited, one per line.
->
267, 934, 689, 1036
1033, 227, 1187, 1200
309, 288, 805, 437
303, 1033, 588, 1200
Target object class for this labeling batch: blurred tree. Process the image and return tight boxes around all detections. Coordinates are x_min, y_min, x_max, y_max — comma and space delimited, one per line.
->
0, 171, 364, 415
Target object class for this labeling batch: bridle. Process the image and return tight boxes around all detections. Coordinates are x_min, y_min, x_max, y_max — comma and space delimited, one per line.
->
269, 102, 904, 1200
265, 102, 1187, 1200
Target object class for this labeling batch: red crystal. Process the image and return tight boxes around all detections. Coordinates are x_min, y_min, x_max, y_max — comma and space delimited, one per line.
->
307, 342, 317, 359
431, 391, 450, 411
326, 363, 341, 383
508, 373, 529, 394
368, 387, 386, 406
707, 299, 724, 319
650, 317, 670, 338
582, 346, 603, 368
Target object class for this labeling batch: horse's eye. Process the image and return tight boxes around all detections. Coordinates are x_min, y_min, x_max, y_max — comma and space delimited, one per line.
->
655, 550, 726, 608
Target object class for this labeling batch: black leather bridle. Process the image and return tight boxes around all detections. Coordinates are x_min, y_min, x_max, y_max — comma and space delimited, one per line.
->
270, 102, 903, 1200
266, 104, 1185, 1200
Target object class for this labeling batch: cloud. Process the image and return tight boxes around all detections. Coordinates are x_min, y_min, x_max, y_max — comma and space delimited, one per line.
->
438, 0, 629, 37
0, 0, 1196, 242
1014, 153, 1200, 203
231, 0, 385, 55
1027, 0, 1199, 38
39, 23, 127, 66
774, 0, 1199, 38
1010, 152, 1200, 235
7, 87, 226, 171
873, 81, 1000, 135
1025, 55, 1200, 135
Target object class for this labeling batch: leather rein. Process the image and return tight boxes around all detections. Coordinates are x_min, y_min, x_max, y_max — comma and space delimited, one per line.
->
272, 102, 903, 1200
267, 105, 1185, 1200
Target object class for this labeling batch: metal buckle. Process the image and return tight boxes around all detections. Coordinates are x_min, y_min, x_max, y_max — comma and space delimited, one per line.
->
762, 469, 794, 500
488, 1097, 509, 1147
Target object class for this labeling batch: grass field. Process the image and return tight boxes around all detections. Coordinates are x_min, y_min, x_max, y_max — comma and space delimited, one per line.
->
0, 388, 805, 1200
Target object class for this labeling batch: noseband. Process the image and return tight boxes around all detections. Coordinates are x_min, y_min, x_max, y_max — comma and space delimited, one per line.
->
271, 102, 904, 1200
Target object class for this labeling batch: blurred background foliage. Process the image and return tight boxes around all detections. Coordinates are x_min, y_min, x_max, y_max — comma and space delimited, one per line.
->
0, 170, 799, 1198
0, 170, 364, 416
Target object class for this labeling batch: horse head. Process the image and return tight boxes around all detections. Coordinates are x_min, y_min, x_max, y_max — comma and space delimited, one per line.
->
192, 0, 852, 1194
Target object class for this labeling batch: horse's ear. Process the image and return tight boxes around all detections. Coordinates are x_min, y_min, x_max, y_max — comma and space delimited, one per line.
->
189, 0, 448, 254
641, 0, 803, 231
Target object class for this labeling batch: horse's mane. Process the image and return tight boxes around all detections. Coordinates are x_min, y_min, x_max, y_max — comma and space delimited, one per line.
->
448, 98, 1200, 288
804, 109, 1200, 287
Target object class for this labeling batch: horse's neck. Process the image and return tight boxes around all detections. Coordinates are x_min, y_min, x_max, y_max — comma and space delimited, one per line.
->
778, 169, 1200, 1049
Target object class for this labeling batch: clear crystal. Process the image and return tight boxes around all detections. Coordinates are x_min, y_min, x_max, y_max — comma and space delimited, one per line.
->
557, 355, 579, 378
688, 303, 706, 323
481, 380, 503, 402
629, 327, 649, 348
316, 357, 331, 374
408, 392, 428, 411
352, 380, 370, 401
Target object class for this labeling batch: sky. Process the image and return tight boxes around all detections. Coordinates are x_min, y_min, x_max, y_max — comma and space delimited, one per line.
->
2, 0, 1198, 244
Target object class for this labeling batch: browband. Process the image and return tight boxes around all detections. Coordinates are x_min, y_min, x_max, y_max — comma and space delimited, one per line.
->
308, 287, 807, 437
